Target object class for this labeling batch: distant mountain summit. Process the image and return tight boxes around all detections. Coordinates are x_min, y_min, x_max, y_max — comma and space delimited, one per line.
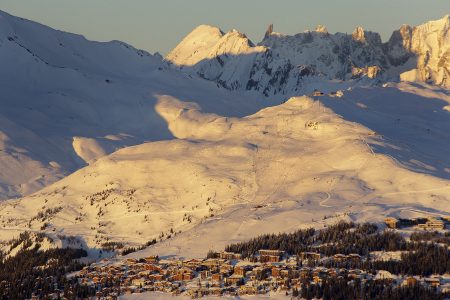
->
166, 15, 450, 96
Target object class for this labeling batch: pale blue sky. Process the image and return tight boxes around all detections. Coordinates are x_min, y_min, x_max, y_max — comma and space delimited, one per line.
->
1, 0, 448, 55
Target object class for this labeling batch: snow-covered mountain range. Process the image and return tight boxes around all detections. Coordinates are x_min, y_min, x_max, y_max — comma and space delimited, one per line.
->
0, 10, 265, 200
167, 15, 450, 96
0, 10, 449, 258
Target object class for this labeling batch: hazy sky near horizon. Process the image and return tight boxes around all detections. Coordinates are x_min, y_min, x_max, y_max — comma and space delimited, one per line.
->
1, 0, 449, 55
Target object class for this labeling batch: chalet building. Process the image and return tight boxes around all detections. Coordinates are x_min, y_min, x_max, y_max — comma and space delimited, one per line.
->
202, 258, 224, 269
171, 268, 194, 281
131, 278, 146, 286
425, 277, 440, 287
333, 254, 347, 262
219, 251, 241, 260
271, 266, 281, 278
144, 255, 159, 263
298, 252, 321, 261
348, 269, 361, 279
220, 264, 233, 275
149, 274, 164, 281
328, 269, 337, 277
209, 287, 222, 296
200, 270, 211, 279
187, 288, 209, 298
239, 285, 258, 295
225, 274, 244, 285
144, 264, 162, 272
280, 269, 292, 278
182, 272, 194, 281
385, 217, 398, 229
183, 259, 202, 269
403, 276, 418, 286
299, 268, 311, 279
251, 266, 269, 279
259, 249, 285, 263
312, 90, 324, 96
233, 266, 247, 276
374, 271, 394, 283
348, 253, 362, 262
212, 273, 223, 283
313, 275, 323, 284
418, 218, 445, 230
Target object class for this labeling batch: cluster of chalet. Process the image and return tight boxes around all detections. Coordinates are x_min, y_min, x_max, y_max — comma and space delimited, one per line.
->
310, 89, 344, 98
74, 249, 448, 299
384, 216, 449, 230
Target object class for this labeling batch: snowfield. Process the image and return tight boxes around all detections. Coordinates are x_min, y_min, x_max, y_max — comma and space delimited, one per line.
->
0, 10, 266, 200
1, 90, 450, 258
0, 10, 449, 261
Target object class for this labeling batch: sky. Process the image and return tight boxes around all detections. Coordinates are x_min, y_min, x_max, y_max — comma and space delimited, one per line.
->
0, 0, 448, 55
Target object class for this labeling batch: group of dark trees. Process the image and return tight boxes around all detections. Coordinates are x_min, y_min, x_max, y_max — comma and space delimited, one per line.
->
0, 233, 92, 300
225, 221, 406, 257
225, 226, 316, 258
296, 277, 447, 300
321, 241, 450, 276
369, 243, 450, 276
121, 238, 158, 255
225, 221, 450, 276
410, 230, 450, 245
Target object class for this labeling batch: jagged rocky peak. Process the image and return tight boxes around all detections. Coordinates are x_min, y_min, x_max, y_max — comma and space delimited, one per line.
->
385, 24, 413, 66
315, 24, 328, 34
167, 14, 450, 93
264, 24, 274, 40
352, 26, 365, 42
427, 14, 450, 30
352, 26, 382, 45
400, 14, 450, 87
398, 24, 413, 49
212, 28, 257, 56
224, 28, 253, 43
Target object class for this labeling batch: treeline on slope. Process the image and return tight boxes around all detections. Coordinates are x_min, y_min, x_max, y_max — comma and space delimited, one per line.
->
295, 277, 448, 300
369, 243, 450, 276
225, 221, 450, 276
0, 232, 91, 300
410, 230, 450, 245
225, 221, 402, 257
321, 242, 450, 276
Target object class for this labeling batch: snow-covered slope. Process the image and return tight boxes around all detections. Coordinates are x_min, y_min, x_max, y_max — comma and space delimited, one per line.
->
1, 86, 449, 257
0, 10, 266, 200
166, 15, 450, 96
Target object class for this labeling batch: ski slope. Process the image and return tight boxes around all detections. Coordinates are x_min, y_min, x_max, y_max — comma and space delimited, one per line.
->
1, 89, 449, 258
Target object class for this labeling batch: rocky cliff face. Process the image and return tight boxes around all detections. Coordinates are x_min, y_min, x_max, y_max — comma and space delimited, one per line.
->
396, 15, 450, 86
166, 15, 450, 96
